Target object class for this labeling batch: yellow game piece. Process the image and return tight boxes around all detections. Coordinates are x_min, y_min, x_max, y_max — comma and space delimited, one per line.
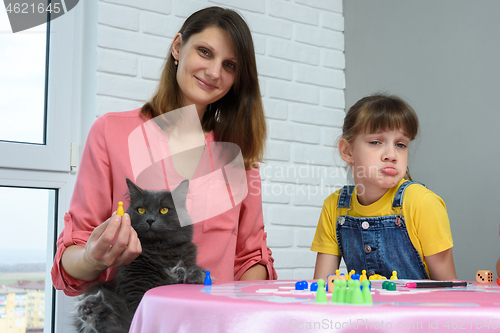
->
335, 269, 340, 276
117, 201, 124, 216
347, 270, 355, 281
360, 270, 367, 282
390, 271, 398, 280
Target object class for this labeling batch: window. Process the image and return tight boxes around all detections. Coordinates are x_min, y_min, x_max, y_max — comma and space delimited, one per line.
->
0, 2, 82, 332
0, 10, 46, 144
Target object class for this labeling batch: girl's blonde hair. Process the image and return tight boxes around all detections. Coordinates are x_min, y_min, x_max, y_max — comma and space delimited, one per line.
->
342, 94, 419, 143
141, 7, 266, 170
342, 94, 419, 180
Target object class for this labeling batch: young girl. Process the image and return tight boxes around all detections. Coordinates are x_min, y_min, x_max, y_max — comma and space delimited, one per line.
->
311, 94, 457, 281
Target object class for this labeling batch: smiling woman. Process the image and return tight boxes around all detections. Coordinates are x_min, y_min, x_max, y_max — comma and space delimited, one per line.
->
52, 6, 276, 302
171, 27, 237, 116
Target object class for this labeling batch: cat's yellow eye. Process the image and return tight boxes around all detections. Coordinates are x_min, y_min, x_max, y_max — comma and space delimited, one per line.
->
160, 207, 169, 214
137, 207, 146, 214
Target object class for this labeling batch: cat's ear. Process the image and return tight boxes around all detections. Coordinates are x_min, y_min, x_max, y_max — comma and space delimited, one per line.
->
173, 179, 189, 201
126, 178, 143, 199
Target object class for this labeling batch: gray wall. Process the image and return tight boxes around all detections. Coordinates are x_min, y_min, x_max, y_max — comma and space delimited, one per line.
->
344, 0, 500, 280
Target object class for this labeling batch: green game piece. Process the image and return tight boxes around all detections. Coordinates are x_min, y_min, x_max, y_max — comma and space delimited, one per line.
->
350, 280, 364, 304
331, 279, 340, 303
362, 280, 373, 304
387, 282, 397, 291
338, 279, 347, 303
382, 280, 390, 290
346, 279, 355, 303
315, 279, 328, 304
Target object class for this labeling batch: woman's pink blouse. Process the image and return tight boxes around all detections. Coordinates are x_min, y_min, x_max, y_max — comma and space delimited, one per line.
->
51, 109, 277, 296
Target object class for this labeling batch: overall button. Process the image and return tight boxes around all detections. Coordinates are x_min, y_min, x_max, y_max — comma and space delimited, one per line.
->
338, 216, 345, 225
364, 245, 372, 253
361, 221, 369, 229
395, 217, 402, 226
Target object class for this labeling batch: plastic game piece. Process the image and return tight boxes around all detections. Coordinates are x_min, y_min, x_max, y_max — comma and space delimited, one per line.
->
116, 201, 124, 216
382, 281, 390, 290
360, 270, 367, 282
390, 271, 398, 280
347, 270, 355, 280
337, 279, 347, 303
327, 275, 333, 293
361, 280, 373, 304
204, 270, 212, 286
301, 281, 308, 290
497, 278, 500, 286
386, 282, 397, 291
350, 280, 363, 304
315, 279, 327, 304
476, 270, 493, 284
295, 281, 304, 290
351, 273, 360, 280
346, 279, 355, 303
331, 279, 340, 303
327, 274, 347, 293
310, 282, 318, 292
335, 269, 340, 276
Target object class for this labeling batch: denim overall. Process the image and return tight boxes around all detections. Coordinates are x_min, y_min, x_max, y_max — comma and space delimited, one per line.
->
336, 181, 429, 279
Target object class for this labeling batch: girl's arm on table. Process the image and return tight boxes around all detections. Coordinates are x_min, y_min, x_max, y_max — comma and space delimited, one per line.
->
313, 253, 341, 280
426, 248, 457, 280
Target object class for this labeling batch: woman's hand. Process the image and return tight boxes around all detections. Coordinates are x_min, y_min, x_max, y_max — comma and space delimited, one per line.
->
61, 213, 142, 282
85, 213, 142, 269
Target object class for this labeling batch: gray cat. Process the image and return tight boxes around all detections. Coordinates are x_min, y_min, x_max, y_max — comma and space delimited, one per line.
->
74, 178, 205, 333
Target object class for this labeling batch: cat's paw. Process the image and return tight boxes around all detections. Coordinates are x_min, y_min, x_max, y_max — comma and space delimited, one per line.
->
184, 266, 205, 284
165, 261, 188, 283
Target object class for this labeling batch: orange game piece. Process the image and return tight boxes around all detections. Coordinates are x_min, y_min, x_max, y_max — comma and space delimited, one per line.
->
327, 273, 347, 293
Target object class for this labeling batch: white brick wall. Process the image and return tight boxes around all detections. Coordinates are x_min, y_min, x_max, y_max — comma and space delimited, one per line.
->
94, 0, 346, 280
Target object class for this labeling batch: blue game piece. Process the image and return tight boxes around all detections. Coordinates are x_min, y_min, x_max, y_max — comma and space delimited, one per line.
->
351, 273, 360, 280
295, 281, 304, 290
301, 281, 308, 290
204, 270, 212, 286
310, 282, 318, 291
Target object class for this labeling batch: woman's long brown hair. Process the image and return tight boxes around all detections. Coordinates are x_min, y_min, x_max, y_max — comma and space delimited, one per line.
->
141, 7, 266, 170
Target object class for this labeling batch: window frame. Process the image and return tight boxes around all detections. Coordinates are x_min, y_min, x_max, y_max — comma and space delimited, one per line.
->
0, 8, 72, 172
0, 1, 95, 331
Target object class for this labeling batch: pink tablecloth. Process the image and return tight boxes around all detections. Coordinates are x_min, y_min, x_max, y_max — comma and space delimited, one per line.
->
129, 280, 500, 333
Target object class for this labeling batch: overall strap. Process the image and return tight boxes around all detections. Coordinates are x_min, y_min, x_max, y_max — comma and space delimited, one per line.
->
392, 181, 426, 208
337, 185, 356, 209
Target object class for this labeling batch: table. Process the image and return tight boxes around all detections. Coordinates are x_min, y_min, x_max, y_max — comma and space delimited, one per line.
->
129, 280, 500, 332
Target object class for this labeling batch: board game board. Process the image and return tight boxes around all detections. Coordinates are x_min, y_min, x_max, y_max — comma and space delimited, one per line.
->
130, 280, 500, 333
